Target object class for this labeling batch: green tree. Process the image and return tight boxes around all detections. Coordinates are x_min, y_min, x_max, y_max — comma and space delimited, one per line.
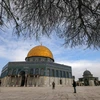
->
0, 0, 100, 48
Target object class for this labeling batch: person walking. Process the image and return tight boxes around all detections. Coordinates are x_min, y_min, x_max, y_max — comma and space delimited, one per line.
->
52, 82, 55, 89
0, 80, 1, 87
72, 80, 76, 93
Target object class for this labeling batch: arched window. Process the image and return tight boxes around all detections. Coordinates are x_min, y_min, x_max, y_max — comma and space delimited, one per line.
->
69, 72, 72, 78
47, 68, 50, 76
27, 58, 30, 61
33, 69, 35, 74
12, 69, 16, 75
49, 69, 52, 76
66, 72, 69, 78
40, 68, 44, 75
39, 58, 41, 61
63, 71, 66, 77
35, 68, 39, 75
35, 59, 38, 62
60, 71, 62, 77
30, 68, 33, 75
45, 58, 47, 61
52, 69, 55, 77
56, 70, 59, 77
33, 58, 35, 61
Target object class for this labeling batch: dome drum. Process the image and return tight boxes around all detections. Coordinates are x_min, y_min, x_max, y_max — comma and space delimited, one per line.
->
26, 56, 54, 62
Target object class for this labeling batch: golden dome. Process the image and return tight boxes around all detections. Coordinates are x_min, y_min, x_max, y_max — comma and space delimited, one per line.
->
27, 45, 54, 60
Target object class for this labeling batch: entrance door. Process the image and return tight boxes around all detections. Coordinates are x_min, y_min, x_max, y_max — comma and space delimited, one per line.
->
60, 79, 62, 85
84, 79, 89, 86
20, 71, 25, 86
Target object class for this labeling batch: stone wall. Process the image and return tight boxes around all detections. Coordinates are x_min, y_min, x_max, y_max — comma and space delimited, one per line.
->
1, 76, 73, 87
44, 76, 73, 87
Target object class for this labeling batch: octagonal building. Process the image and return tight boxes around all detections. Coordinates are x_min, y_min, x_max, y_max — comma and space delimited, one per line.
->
1, 45, 72, 87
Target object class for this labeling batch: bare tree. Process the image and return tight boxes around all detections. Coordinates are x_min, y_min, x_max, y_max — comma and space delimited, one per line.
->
0, 0, 100, 48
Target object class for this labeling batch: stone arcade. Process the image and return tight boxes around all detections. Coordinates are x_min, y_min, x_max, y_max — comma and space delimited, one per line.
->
1, 45, 72, 87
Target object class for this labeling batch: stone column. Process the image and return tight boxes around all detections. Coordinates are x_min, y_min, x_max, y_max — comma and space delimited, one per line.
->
29, 75, 31, 86
14, 76, 16, 87
6, 76, 8, 87
8, 76, 12, 87
6, 76, 9, 87
32, 76, 34, 86
17, 74, 20, 87
33, 75, 36, 87
27, 75, 30, 87
30, 75, 32, 86
48, 69, 50, 86
15, 76, 18, 87
54, 69, 55, 81
4, 77, 6, 86
89, 80, 95, 86
36, 75, 39, 86
49, 69, 52, 86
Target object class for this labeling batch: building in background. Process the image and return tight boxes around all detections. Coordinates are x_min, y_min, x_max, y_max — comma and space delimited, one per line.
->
78, 70, 99, 86
1, 45, 72, 87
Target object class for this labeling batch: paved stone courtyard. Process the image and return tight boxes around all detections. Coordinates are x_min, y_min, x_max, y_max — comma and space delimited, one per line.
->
0, 86, 100, 100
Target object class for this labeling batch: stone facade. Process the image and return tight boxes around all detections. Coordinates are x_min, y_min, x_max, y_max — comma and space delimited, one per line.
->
1, 76, 72, 87
1, 62, 72, 87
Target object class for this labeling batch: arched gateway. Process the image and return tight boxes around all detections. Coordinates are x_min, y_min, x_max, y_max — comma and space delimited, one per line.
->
1, 45, 72, 87
20, 71, 26, 86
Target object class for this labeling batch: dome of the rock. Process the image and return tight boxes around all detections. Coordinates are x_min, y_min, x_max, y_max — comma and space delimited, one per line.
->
27, 45, 54, 61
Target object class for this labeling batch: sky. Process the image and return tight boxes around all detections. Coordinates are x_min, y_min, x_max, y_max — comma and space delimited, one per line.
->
0, 27, 100, 81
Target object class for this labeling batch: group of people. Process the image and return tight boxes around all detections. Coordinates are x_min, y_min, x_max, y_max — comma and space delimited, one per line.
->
52, 80, 77, 93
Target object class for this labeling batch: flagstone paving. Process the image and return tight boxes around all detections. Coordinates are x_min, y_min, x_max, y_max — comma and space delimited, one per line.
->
0, 86, 100, 100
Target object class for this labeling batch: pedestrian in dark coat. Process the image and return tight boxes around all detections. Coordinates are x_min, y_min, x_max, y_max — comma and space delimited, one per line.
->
72, 80, 76, 93
52, 82, 55, 89
0, 80, 1, 86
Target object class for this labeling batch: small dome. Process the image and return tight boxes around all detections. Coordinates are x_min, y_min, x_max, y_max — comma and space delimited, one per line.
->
83, 70, 91, 75
26, 45, 54, 61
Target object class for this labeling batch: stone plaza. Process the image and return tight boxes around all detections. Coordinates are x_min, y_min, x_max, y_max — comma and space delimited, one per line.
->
0, 86, 100, 100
